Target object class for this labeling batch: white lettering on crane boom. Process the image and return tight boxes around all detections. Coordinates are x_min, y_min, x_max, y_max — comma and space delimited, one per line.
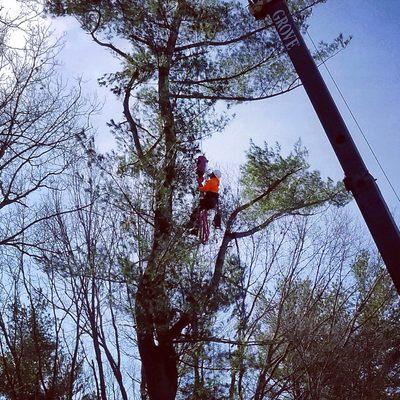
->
272, 10, 300, 51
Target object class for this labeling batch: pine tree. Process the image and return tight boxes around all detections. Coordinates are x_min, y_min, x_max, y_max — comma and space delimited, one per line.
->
39, 0, 350, 398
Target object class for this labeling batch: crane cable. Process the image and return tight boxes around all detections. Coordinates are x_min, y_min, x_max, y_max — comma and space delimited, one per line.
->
306, 31, 400, 206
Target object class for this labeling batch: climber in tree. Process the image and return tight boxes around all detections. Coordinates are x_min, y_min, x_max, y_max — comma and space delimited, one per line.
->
188, 169, 222, 234
199, 169, 221, 202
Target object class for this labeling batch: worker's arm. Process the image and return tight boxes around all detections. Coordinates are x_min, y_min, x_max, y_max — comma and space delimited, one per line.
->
198, 183, 208, 192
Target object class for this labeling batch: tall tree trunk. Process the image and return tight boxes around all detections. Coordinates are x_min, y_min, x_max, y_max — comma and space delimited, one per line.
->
135, 62, 179, 400
135, 7, 184, 398
137, 330, 178, 400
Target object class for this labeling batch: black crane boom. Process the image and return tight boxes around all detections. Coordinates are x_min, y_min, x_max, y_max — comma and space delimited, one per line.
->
249, 0, 400, 294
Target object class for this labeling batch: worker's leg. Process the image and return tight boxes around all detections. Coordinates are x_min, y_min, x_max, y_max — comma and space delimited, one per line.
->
187, 206, 200, 229
213, 211, 222, 229
188, 199, 208, 232
202, 193, 218, 210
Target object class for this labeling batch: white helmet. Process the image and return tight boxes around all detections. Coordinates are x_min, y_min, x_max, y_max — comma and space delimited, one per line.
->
213, 169, 222, 179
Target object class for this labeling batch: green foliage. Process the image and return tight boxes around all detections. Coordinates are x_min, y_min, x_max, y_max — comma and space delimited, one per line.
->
40, 0, 352, 228
241, 140, 350, 214
0, 296, 85, 400
351, 251, 398, 326
41, 0, 350, 152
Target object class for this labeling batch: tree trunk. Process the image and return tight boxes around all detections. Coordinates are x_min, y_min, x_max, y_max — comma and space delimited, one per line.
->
135, 10, 183, 398
137, 330, 178, 400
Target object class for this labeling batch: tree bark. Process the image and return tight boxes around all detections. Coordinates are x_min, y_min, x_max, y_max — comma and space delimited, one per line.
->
134, 5, 184, 398
137, 331, 178, 400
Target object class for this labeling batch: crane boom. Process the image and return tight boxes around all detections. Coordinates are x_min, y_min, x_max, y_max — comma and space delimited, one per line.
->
249, 0, 400, 294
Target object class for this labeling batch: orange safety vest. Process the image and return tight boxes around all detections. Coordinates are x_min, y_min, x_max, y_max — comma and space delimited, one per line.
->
199, 176, 219, 194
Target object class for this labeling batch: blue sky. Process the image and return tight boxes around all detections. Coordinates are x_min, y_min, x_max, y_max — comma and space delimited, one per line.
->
48, 0, 400, 222
205, 0, 400, 213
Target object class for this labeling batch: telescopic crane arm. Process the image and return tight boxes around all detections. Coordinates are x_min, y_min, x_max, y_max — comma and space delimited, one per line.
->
249, 0, 400, 294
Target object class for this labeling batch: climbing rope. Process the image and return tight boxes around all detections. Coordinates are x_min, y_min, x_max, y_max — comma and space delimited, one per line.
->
199, 209, 210, 244
306, 30, 400, 206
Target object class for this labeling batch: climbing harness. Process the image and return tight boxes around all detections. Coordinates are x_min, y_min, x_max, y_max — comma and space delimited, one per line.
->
191, 155, 222, 244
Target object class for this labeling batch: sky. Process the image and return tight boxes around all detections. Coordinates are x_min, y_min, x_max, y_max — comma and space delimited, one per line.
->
9, 0, 400, 227
203, 0, 400, 208
203, 0, 400, 227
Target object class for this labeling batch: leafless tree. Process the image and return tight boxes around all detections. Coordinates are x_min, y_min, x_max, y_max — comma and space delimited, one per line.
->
0, 4, 92, 251
36, 163, 141, 400
178, 210, 399, 399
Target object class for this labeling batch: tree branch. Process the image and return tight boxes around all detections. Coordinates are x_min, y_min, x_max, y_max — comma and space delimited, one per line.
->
123, 72, 144, 159
175, 25, 272, 52
89, 10, 132, 61
171, 51, 276, 85
170, 83, 302, 102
